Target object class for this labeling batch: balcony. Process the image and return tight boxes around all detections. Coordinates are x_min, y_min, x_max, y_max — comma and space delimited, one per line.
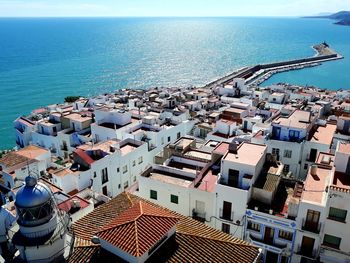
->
15, 126, 25, 134
297, 245, 317, 259
249, 234, 287, 250
192, 209, 206, 223
219, 208, 234, 221
302, 219, 321, 234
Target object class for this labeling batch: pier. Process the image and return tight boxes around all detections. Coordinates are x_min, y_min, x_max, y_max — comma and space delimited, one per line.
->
204, 43, 343, 88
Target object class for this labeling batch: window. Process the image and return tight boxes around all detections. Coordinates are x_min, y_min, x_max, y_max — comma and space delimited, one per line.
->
118, 184, 121, 189
132, 160, 136, 167
279, 230, 293, 241
168, 136, 171, 142
283, 164, 290, 173
170, 194, 178, 204
309, 148, 318, 162
101, 168, 108, 184
272, 148, 280, 160
304, 163, 308, 170
138, 156, 143, 164
247, 221, 260, 232
283, 150, 292, 158
124, 181, 129, 189
323, 234, 341, 249
273, 98, 276, 102
150, 190, 157, 200
123, 165, 128, 174
161, 137, 164, 145
289, 130, 300, 139
328, 207, 347, 222
177, 132, 181, 139
222, 223, 230, 234
102, 185, 108, 196
93, 172, 97, 178
117, 167, 120, 173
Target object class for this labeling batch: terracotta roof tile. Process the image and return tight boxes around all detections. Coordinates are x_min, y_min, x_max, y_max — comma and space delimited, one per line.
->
97, 201, 179, 257
70, 193, 260, 263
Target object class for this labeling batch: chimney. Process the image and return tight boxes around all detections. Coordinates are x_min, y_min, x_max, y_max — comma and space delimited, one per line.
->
310, 165, 318, 176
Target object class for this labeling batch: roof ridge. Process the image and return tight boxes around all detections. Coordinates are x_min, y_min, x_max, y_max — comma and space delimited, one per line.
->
126, 191, 133, 204
176, 230, 256, 248
134, 220, 141, 257
97, 200, 144, 233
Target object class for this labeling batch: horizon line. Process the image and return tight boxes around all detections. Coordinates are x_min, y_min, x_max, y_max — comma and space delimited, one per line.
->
0, 15, 306, 19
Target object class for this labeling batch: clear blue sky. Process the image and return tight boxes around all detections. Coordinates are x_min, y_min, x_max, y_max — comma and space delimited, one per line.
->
0, 0, 348, 17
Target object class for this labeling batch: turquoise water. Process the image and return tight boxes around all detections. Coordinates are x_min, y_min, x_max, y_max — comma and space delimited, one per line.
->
0, 17, 350, 149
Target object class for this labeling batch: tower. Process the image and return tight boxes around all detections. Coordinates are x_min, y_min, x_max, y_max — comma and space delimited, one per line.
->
11, 176, 72, 262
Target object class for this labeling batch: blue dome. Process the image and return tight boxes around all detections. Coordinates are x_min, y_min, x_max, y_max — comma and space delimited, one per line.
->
15, 177, 52, 208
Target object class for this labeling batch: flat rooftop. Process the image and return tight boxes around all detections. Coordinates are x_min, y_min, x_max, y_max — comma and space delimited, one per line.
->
64, 113, 92, 123
338, 143, 350, 154
302, 166, 332, 204
78, 139, 118, 154
184, 150, 212, 162
273, 110, 311, 129
213, 142, 230, 155
309, 124, 337, 145
224, 108, 246, 114
167, 160, 201, 174
196, 168, 218, 193
120, 142, 140, 156
224, 143, 266, 166
175, 138, 194, 149
144, 169, 194, 188
16, 145, 49, 159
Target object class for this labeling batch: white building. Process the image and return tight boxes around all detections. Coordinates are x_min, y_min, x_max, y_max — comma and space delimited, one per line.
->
214, 142, 267, 239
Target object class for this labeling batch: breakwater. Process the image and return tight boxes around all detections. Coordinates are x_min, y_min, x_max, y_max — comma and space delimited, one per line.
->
204, 43, 343, 88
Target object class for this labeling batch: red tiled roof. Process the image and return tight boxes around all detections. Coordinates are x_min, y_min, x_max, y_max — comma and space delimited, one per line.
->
58, 196, 90, 212
97, 201, 179, 257
74, 148, 95, 165
70, 192, 260, 263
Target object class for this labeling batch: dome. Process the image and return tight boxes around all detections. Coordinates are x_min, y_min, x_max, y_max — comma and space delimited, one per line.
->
15, 177, 52, 208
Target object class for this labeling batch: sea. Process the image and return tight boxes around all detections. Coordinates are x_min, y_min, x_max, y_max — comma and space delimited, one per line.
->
1, 17, 350, 149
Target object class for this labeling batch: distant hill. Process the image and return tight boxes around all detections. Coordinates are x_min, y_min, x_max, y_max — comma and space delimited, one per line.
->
304, 11, 350, 26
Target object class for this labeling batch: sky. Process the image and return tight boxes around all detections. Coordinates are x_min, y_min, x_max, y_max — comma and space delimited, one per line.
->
0, 0, 348, 17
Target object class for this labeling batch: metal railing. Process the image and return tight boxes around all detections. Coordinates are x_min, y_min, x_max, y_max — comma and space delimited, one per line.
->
302, 219, 321, 234
249, 234, 287, 249
297, 245, 317, 259
219, 209, 234, 221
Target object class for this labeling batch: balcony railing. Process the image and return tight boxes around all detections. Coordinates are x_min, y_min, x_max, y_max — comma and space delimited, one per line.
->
219, 209, 234, 221
15, 126, 25, 133
297, 245, 317, 259
192, 209, 206, 223
302, 219, 321, 234
249, 234, 287, 249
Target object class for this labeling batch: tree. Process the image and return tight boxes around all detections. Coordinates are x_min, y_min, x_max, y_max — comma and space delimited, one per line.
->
64, 96, 80, 103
